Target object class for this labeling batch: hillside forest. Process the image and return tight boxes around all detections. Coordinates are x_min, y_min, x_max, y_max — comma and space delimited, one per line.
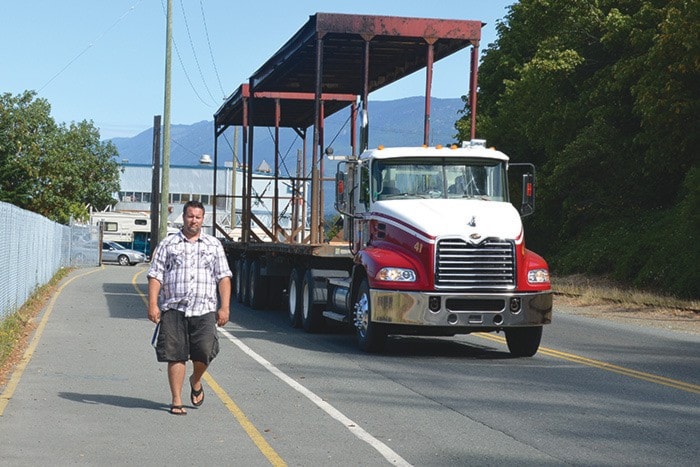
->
455, 0, 698, 298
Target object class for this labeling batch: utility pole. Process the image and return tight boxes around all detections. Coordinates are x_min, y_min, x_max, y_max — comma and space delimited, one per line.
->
158, 0, 172, 241
150, 115, 161, 255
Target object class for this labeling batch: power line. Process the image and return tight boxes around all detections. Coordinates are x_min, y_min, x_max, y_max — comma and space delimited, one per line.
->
39, 0, 144, 92
178, 0, 219, 104
199, 0, 227, 98
160, 0, 212, 107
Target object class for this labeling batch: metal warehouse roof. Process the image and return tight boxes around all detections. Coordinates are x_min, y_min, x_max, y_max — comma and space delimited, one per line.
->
214, 12, 482, 131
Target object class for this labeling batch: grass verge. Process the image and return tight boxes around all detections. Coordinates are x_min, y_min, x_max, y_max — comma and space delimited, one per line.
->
0, 267, 71, 389
553, 274, 700, 312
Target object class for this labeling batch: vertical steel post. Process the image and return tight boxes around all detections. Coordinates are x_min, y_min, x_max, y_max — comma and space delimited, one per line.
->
231, 127, 238, 235
351, 101, 357, 156
246, 80, 255, 242
292, 148, 301, 243
469, 44, 479, 140
241, 91, 249, 242
424, 42, 434, 146
273, 98, 280, 241
310, 35, 324, 243
318, 100, 325, 241
360, 39, 370, 152
301, 130, 308, 242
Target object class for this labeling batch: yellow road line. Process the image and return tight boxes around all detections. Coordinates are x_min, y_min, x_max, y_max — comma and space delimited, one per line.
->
132, 269, 286, 466
475, 333, 700, 394
203, 372, 286, 466
0, 267, 104, 416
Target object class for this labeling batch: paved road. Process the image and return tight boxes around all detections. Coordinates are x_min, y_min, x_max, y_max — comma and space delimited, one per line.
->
1, 264, 698, 466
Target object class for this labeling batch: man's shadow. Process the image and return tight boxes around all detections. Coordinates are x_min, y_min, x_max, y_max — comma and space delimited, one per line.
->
59, 392, 169, 412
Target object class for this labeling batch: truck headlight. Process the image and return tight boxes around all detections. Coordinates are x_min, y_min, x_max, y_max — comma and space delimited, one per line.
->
375, 268, 416, 282
527, 269, 550, 284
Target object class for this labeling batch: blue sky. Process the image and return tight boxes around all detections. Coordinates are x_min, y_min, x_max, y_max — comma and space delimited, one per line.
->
1, 1, 514, 139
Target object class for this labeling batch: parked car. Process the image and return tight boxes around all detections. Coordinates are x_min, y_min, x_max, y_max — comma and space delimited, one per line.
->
102, 241, 147, 266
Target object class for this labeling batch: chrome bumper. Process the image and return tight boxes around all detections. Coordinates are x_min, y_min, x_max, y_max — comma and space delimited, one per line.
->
370, 289, 552, 327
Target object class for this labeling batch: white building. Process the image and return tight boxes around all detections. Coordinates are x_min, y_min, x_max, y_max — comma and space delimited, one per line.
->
110, 161, 306, 239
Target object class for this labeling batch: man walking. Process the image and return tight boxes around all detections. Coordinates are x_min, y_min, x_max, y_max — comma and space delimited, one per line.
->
147, 200, 232, 415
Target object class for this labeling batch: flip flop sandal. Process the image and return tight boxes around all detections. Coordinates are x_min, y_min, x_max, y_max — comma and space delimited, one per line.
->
170, 405, 187, 415
190, 383, 204, 407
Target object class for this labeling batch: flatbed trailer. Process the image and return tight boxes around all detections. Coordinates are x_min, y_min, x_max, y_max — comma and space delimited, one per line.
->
214, 13, 552, 355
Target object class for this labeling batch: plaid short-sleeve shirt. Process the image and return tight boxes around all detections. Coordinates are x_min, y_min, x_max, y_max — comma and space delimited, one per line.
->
147, 231, 232, 317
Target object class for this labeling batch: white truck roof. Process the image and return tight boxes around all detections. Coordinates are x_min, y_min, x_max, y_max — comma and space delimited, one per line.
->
361, 143, 510, 162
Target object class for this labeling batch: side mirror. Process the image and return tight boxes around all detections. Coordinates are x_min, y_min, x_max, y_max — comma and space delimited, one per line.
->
335, 168, 347, 212
521, 173, 535, 217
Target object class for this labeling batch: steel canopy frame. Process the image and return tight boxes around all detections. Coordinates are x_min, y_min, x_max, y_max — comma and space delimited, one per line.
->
213, 12, 482, 243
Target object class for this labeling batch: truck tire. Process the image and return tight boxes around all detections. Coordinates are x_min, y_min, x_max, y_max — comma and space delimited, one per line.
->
301, 269, 324, 332
354, 278, 387, 352
505, 326, 542, 357
249, 259, 268, 310
288, 268, 303, 328
241, 259, 251, 306
234, 260, 244, 303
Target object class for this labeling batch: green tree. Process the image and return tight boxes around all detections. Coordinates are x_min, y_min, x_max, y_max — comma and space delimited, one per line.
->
0, 91, 121, 224
457, 0, 699, 297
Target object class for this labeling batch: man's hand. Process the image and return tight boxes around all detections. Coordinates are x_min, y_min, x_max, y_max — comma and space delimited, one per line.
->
216, 307, 229, 327
147, 277, 162, 324
148, 304, 161, 324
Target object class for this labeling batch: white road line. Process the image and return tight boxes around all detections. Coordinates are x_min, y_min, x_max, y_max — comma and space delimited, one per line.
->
218, 327, 412, 466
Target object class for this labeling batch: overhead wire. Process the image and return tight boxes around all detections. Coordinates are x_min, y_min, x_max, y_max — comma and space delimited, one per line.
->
178, 0, 219, 105
199, 0, 227, 98
160, 0, 212, 107
39, 0, 144, 92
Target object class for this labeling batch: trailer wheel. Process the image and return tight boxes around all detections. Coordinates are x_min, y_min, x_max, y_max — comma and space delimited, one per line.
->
287, 268, 303, 328
505, 326, 542, 357
234, 260, 244, 303
301, 269, 324, 332
249, 260, 268, 310
354, 278, 387, 352
241, 259, 251, 306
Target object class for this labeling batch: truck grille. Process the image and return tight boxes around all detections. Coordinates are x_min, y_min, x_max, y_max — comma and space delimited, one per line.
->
435, 238, 516, 290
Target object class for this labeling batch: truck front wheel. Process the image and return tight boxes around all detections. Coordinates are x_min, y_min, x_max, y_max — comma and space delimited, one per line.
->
354, 279, 387, 352
505, 326, 543, 357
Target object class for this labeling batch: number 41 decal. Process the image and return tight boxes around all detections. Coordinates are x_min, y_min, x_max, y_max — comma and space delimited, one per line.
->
413, 242, 423, 253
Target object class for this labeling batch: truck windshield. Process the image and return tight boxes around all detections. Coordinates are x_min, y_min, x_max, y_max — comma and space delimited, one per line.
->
372, 158, 507, 201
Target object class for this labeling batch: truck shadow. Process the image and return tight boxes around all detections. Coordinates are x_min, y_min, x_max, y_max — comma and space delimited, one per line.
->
229, 305, 514, 359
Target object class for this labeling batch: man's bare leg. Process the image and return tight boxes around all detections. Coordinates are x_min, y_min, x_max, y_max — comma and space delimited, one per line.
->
168, 361, 187, 414
189, 360, 208, 406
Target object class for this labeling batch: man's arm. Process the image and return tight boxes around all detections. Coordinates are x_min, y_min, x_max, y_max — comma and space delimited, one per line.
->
216, 276, 231, 326
147, 277, 162, 323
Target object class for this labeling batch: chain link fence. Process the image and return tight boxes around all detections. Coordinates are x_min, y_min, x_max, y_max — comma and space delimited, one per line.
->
0, 202, 100, 321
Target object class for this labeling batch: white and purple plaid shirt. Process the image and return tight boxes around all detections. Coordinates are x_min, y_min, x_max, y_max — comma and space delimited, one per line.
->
148, 231, 232, 317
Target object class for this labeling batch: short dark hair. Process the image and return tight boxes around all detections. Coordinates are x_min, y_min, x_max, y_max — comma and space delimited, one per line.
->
183, 200, 205, 215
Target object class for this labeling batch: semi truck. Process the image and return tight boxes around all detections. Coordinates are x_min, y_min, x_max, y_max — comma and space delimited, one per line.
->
213, 13, 552, 355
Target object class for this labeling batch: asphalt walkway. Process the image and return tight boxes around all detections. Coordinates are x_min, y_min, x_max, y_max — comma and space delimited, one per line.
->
0, 264, 271, 466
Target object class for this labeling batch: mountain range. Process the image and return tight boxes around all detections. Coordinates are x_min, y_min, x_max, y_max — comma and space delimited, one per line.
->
109, 97, 466, 170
